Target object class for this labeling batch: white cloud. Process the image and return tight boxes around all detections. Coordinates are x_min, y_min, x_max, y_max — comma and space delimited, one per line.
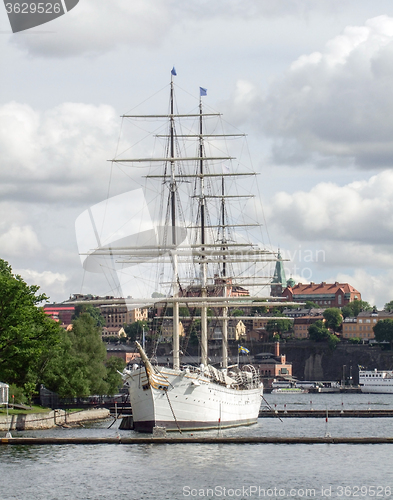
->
229, 15, 393, 168
6, 0, 355, 58
333, 269, 392, 308
0, 101, 121, 202
0, 225, 42, 257
10, 0, 171, 57
16, 268, 69, 301
268, 169, 393, 244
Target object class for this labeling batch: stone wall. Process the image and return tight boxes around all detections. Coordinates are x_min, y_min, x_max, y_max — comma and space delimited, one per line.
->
0, 408, 110, 431
280, 341, 393, 383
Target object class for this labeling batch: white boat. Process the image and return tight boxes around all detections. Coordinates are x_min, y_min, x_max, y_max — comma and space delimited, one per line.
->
124, 342, 262, 432
90, 69, 292, 432
359, 368, 393, 394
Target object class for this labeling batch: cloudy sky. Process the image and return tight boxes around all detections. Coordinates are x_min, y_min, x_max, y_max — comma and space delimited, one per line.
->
1, 0, 393, 307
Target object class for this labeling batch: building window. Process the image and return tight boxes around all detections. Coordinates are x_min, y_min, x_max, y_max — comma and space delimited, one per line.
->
338, 295, 342, 305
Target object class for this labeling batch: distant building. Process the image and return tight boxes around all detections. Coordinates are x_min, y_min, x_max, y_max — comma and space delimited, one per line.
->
270, 250, 292, 297
282, 281, 361, 308
209, 319, 246, 341
342, 311, 393, 341
254, 342, 292, 380
293, 312, 325, 339
181, 275, 249, 299
43, 304, 75, 326
65, 294, 148, 328
159, 320, 185, 342
106, 345, 140, 364
100, 304, 148, 328
102, 326, 126, 339
282, 307, 325, 318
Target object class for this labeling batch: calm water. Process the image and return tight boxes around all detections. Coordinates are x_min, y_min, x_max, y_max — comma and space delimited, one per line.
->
2, 393, 393, 500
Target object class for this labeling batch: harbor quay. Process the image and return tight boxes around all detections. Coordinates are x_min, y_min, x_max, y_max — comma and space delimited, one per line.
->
2, 436, 393, 445
0, 408, 110, 431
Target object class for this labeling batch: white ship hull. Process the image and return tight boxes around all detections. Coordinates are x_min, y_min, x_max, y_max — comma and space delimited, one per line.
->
125, 366, 262, 432
359, 370, 393, 394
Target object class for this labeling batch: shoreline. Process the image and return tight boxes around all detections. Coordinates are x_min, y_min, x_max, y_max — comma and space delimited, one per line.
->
0, 408, 110, 431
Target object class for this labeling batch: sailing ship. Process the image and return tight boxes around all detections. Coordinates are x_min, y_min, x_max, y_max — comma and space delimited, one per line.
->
81, 69, 290, 432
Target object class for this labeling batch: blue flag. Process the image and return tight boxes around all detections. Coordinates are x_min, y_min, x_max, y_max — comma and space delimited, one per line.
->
171, 67, 177, 76
200, 87, 207, 96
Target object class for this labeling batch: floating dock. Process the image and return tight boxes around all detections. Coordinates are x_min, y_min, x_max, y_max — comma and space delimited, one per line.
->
259, 409, 393, 418
1, 436, 393, 445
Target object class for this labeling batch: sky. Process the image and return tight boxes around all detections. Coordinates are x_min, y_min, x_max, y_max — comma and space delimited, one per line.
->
1, 0, 393, 308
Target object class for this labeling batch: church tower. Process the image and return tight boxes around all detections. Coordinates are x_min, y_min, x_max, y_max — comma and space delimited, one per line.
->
271, 250, 287, 297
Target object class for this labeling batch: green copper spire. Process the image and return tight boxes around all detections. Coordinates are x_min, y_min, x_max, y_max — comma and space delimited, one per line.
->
271, 250, 287, 297
272, 250, 287, 286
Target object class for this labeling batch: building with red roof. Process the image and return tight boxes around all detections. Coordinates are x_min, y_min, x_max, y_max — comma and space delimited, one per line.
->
282, 281, 361, 308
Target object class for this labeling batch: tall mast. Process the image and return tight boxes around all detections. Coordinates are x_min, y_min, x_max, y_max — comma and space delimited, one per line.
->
220, 175, 228, 369
199, 91, 208, 367
170, 71, 180, 371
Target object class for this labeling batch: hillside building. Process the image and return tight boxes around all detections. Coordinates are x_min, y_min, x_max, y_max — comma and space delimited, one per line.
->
342, 311, 393, 341
282, 281, 361, 308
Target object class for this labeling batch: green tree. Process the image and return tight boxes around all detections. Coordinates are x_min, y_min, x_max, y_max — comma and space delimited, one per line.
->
384, 301, 393, 312
305, 301, 319, 309
0, 259, 63, 399
327, 333, 340, 350
266, 319, 292, 336
42, 314, 109, 397
308, 320, 339, 349
105, 357, 126, 395
188, 318, 201, 346
124, 320, 148, 342
73, 304, 105, 327
373, 319, 393, 348
232, 309, 244, 317
308, 320, 330, 342
251, 306, 268, 315
342, 300, 372, 318
323, 308, 343, 331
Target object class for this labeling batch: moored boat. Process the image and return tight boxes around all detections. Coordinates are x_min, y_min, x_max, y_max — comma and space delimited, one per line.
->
359, 368, 393, 394
83, 68, 295, 433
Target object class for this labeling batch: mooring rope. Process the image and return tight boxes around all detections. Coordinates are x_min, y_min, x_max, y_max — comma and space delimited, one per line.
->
165, 390, 182, 434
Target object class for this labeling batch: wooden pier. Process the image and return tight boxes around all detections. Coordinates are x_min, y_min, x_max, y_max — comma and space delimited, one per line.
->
2, 436, 393, 445
259, 409, 393, 418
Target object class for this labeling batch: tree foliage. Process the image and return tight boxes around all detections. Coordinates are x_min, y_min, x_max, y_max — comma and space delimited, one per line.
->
305, 301, 320, 309
73, 304, 105, 327
251, 306, 268, 315
0, 259, 63, 398
308, 320, 330, 342
373, 319, 393, 348
384, 301, 393, 312
308, 320, 339, 349
323, 308, 343, 330
124, 320, 148, 342
266, 319, 292, 336
341, 300, 372, 318
105, 356, 126, 395
0, 259, 118, 400
42, 314, 109, 397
